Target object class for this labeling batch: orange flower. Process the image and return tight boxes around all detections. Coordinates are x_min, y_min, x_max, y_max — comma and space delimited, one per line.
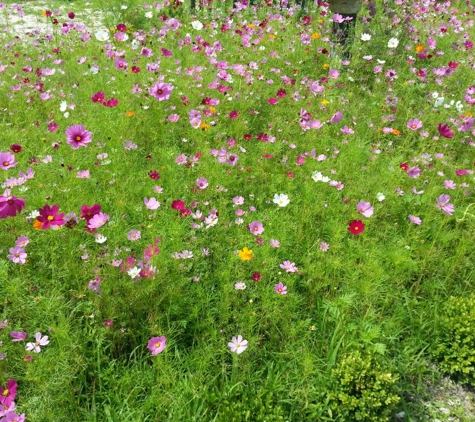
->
311, 32, 320, 39
199, 121, 210, 131
33, 219, 44, 230
392, 129, 401, 135
269, 34, 275, 40
125, 111, 135, 117
415, 44, 425, 53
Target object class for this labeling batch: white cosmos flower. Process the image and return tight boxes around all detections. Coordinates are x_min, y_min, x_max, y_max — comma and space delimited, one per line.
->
127, 266, 141, 279
95, 30, 110, 41
376, 192, 386, 202
191, 20, 204, 30
60, 101, 67, 112
273, 193, 290, 207
145, 12, 153, 18
361, 33, 371, 41
94, 234, 107, 244
387, 37, 399, 48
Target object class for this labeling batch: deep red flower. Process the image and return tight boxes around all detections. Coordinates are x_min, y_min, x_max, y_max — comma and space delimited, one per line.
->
180, 208, 191, 217
148, 170, 160, 180
251, 272, 261, 281
348, 220, 365, 235
103, 98, 118, 108
10, 144, 22, 154
131, 66, 141, 73
68, 12, 75, 19
80, 204, 101, 221
116, 23, 127, 32
229, 110, 238, 119
244, 134, 252, 140
400, 162, 409, 171
448, 61, 458, 69
171, 200, 185, 211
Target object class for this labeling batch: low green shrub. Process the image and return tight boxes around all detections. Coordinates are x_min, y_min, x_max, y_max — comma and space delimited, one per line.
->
432, 294, 475, 385
324, 350, 400, 422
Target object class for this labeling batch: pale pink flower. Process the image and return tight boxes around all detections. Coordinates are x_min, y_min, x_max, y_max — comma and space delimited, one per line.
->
25, 332, 50, 353
228, 335, 248, 354
437, 194, 455, 216
356, 201, 374, 218
144, 197, 160, 210
409, 215, 422, 225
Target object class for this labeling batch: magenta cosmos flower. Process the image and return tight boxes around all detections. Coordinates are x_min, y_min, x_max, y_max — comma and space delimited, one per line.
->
0, 195, 25, 219
248, 220, 264, 235
357, 201, 374, 218
0, 379, 17, 407
37, 204, 65, 229
228, 335, 248, 354
0, 152, 18, 170
149, 82, 173, 101
437, 194, 455, 216
66, 125, 92, 149
438, 123, 454, 138
147, 336, 167, 355
10, 331, 27, 342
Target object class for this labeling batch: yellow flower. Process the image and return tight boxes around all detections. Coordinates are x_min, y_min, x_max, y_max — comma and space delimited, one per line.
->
248, 23, 256, 29
200, 121, 210, 131
269, 34, 275, 40
311, 32, 320, 39
321, 99, 329, 106
238, 247, 253, 261
392, 129, 401, 136
323, 63, 329, 70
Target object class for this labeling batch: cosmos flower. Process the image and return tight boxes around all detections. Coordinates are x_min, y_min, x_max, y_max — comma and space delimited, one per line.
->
273, 193, 290, 207
149, 82, 173, 101
348, 220, 365, 234
228, 335, 248, 354
274, 282, 287, 295
356, 201, 374, 218
0, 195, 25, 219
248, 221, 264, 235
66, 125, 92, 149
437, 194, 455, 216
238, 247, 253, 261
37, 204, 65, 229
0, 152, 18, 170
147, 336, 167, 355
25, 332, 50, 353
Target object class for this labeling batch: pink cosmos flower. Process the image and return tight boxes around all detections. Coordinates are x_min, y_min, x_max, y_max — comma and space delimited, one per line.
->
0, 195, 25, 219
15, 236, 29, 247
356, 201, 374, 218
319, 242, 330, 251
196, 178, 209, 189
408, 215, 422, 225
274, 282, 288, 294
438, 123, 454, 138
437, 194, 455, 216
147, 336, 167, 355
37, 204, 65, 229
280, 260, 297, 273
149, 82, 173, 101
25, 332, 50, 353
407, 118, 422, 130
2, 412, 26, 422
228, 335, 248, 354
171, 200, 185, 211
91, 91, 105, 103
7, 246, 27, 264
66, 125, 92, 149
87, 212, 110, 229
407, 167, 421, 178
10, 331, 27, 342
0, 152, 18, 170
444, 180, 456, 189
144, 197, 160, 210
269, 239, 280, 248
77, 170, 90, 179
248, 220, 264, 235
127, 230, 141, 241
0, 379, 17, 406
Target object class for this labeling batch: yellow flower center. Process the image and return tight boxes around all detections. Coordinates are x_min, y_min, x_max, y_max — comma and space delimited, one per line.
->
75, 135, 82, 141
155, 343, 160, 348
2, 389, 8, 396
3, 161, 9, 166
47, 215, 54, 221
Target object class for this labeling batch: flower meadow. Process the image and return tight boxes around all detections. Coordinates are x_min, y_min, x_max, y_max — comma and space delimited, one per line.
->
1, 0, 475, 420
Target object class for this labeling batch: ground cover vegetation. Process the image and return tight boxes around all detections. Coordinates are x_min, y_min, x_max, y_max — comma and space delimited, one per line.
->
0, 0, 475, 420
